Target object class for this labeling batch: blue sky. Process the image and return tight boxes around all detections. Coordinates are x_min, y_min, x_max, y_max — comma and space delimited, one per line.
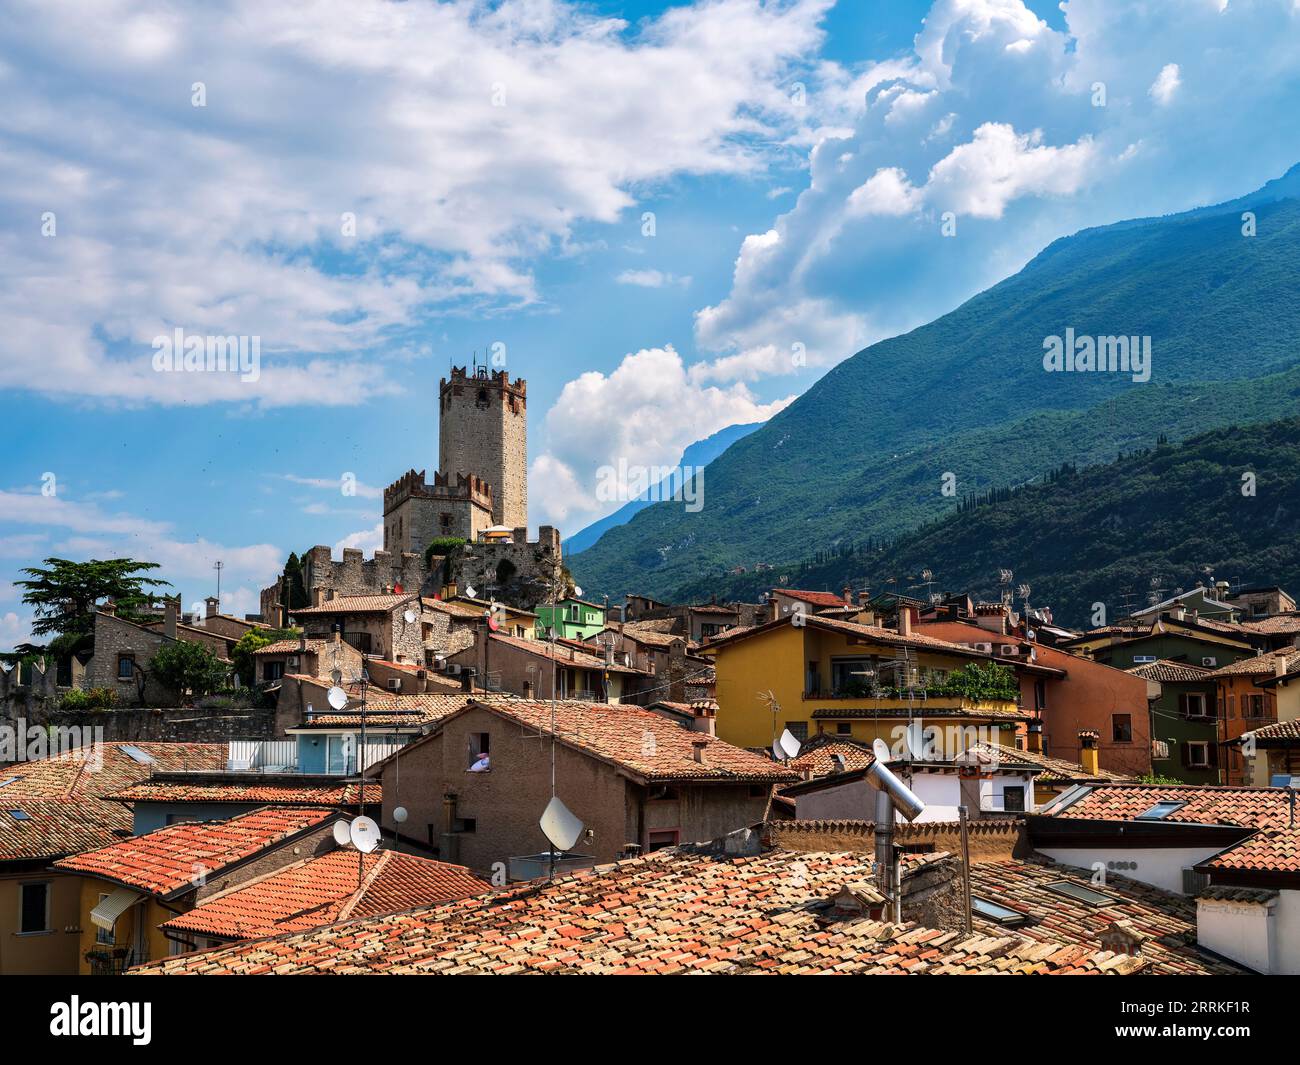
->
2, 0, 1300, 648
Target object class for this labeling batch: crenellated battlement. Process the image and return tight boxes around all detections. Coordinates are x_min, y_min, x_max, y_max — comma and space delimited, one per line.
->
384, 469, 494, 515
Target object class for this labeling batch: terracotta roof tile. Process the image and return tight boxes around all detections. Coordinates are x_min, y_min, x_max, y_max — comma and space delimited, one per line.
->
1201, 829, 1300, 874
53, 806, 338, 896
133, 847, 1146, 975
1127, 659, 1214, 683
967, 742, 1133, 784
1047, 783, 1294, 829
161, 849, 491, 940
292, 595, 416, 615
1205, 650, 1300, 678
0, 742, 225, 863
969, 858, 1244, 975
1243, 719, 1300, 742
106, 778, 379, 806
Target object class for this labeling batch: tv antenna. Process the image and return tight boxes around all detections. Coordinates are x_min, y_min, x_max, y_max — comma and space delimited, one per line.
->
213, 560, 224, 606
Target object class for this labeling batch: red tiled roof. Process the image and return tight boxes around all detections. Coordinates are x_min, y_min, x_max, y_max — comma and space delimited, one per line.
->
1240, 614, 1300, 635
1200, 829, 1300, 875
133, 846, 1145, 975
1126, 659, 1213, 683
774, 589, 849, 608
1048, 784, 1294, 829
969, 859, 1243, 975
253, 639, 332, 655
1243, 719, 1300, 743
106, 778, 379, 807
967, 742, 1132, 784
425, 699, 796, 784
292, 594, 416, 615
708, 612, 1009, 663
483, 632, 647, 673
53, 807, 338, 897
0, 743, 225, 863
788, 738, 875, 778
1205, 650, 1300, 678
161, 849, 491, 940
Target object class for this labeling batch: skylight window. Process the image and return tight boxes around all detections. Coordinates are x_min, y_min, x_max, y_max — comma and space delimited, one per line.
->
119, 745, 155, 764
1135, 800, 1186, 821
972, 898, 1028, 926
1044, 881, 1116, 907
8, 809, 31, 821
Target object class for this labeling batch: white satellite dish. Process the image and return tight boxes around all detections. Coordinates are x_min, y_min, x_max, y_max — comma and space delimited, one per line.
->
872, 738, 892, 764
573, 586, 583, 598
539, 795, 584, 852
464, 585, 477, 599
332, 820, 352, 847
403, 608, 417, 624
349, 816, 381, 854
773, 728, 801, 760
326, 685, 348, 711
392, 806, 408, 824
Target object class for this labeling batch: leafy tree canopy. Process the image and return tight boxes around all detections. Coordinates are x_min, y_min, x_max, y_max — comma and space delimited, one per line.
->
149, 640, 229, 704
15, 557, 170, 658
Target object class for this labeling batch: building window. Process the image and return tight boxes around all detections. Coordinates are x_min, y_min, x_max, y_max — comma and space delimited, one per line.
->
1244, 694, 1268, 719
647, 830, 679, 851
830, 657, 873, 694
1184, 741, 1212, 769
116, 655, 134, 680
440, 512, 452, 530
784, 721, 808, 742
1112, 714, 1133, 743
836, 722, 853, 736
263, 660, 284, 681
453, 816, 476, 833
1002, 787, 1026, 812
467, 732, 490, 771
19, 882, 49, 934
1179, 692, 1208, 718
1034, 679, 1047, 710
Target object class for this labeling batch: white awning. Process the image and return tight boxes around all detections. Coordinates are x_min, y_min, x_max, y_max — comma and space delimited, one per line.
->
90, 886, 142, 932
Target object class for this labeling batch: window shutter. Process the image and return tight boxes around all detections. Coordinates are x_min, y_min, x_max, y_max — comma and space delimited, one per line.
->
1180, 742, 1190, 768
1178, 692, 1189, 717
1208, 743, 1220, 767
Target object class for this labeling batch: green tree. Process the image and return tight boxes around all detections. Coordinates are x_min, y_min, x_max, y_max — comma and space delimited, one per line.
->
15, 557, 170, 659
940, 661, 1020, 702
231, 627, 299, 687
280, 553, 309, 619
149, 640, 229, 704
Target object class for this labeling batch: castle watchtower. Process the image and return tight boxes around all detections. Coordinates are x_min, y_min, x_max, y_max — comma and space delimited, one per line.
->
438, 366, 527, 529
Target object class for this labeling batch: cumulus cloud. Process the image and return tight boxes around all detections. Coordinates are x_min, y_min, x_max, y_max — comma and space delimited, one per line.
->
689, 0, 1300, 385
615, 270, 692, 289
529, 346, 793, 527
0, 0, 833, 407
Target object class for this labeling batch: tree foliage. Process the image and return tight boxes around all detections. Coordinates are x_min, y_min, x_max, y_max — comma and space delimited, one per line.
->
149, 640, 229, 704
231, 627, 299, 688
15, 557, 170, 658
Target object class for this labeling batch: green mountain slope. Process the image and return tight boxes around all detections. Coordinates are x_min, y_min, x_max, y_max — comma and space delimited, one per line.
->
669, 417, 1300, 629
570, 166, 1300, 601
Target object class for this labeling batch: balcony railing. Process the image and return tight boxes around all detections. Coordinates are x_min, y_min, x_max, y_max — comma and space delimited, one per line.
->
225, 739, 403, 774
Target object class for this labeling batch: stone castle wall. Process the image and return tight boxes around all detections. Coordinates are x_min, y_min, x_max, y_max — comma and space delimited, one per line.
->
438, 367, 527, 529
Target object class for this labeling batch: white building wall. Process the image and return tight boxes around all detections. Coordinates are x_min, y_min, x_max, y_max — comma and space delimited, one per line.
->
1035, 845, 1221, 895
1196, 897, 1276, 973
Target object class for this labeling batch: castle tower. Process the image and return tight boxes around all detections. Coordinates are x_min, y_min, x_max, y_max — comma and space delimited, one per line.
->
438, 366, 527, 529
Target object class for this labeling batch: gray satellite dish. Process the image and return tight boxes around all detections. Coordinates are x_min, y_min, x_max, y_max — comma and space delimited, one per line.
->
332, 820, 352, 847
326, 685, 348, 711
392, 806, 408, 824
539, 795, 583, 852
872, 738, 892, 763
403, 608, 417, 624
464, 584, 477, 599
773, 728, 801, 760
349, 816, 380, 854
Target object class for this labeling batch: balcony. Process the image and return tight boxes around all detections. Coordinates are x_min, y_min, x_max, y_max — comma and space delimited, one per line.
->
225, 739, 403, 774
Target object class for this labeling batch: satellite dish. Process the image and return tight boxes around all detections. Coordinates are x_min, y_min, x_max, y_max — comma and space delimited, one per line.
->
872, 738, 892, 763
392, 806, 408, 824
331, 668, 343, 685
464, 585, 477, 599
539, 795, 584, 852
349, 816, 380, 854
327, 686, 348, 711
332, 820, 352, 847
773, 728, 801, 760
403, 609, 417, 624
573, 586, 583, 597
487, 600, 501, 631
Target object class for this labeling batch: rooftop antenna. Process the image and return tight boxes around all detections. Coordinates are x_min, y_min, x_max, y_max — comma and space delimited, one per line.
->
213, 560, 224, 608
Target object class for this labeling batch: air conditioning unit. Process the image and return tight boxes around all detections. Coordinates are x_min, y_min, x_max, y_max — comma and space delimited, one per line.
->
386, 678, 402, 691
1133, 655, 1156, 664
999, 644, 1017, 656
446, 663, 462, 676
1201, 657, 1218, 667
974, 643, 993, 653
287, 656, 299, 670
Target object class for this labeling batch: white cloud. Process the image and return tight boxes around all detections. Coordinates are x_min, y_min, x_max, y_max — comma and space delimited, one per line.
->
0, 0, 833, 407
615, 270, 692, 289
530, 346, 793, 527
688, 0, 1300, 386
334, 523, 384, 555
0, 610, 34, 652
1149, 62, 1182, 105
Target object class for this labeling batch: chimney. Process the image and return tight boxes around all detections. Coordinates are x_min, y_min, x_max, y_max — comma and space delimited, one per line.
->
416, 668, 428, 694
1077, 729, 1100, 777
691, 737, 709, 765
298, 630, 307, 652
690, 699, 718, 736
312, 587, 326, 608
898, 605, 914, 638
327, 588, 337, 601
842, 585, 852, 605
460, 667, 477, 693
1276, 653, 1289, 679
857, 590, 870, 607
333, 625, 342, 646
163, 598, 178, 640
205, 596, 219, 618
1026, 720, 1043, 754
1098, 920, 1148, 957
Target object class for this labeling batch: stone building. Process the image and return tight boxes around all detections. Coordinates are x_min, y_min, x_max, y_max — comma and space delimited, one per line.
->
366, 698, 795, 874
